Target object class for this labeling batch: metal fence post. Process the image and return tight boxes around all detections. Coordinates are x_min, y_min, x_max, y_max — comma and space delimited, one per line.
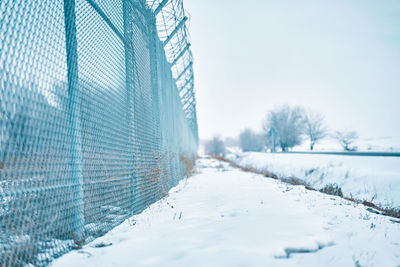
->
149, 13, 163, 195
123, 1, 137, 213
64, 0, 85, 245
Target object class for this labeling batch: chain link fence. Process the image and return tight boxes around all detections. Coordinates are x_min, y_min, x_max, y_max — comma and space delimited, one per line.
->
0, 0, 198, 265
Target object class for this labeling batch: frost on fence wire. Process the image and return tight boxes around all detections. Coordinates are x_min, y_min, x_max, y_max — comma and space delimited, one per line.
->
0, 0, 198, 265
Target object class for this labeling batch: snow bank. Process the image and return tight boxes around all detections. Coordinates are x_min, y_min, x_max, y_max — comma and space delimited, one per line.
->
228, 152, 400, 209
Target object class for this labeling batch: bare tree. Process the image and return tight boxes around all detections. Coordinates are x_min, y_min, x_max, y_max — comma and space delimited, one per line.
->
335, 130, 358, 151
263, 105, 305, 152
238, 128, 265, 152
224, 136, 238, 148
265, 127, 279, 152
303, 111, 327, 151
204, 136, 225, 156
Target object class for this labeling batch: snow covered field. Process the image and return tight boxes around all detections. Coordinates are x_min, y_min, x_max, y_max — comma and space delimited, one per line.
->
291, 136, 400, 152
228, 152, 400, 209
52, 158, 400, 267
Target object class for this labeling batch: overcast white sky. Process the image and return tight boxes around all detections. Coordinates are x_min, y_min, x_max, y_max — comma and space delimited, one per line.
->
184, 0, 400, 142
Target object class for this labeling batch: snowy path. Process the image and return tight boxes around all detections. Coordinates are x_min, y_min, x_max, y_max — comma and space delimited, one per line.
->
52, 158, 400, 267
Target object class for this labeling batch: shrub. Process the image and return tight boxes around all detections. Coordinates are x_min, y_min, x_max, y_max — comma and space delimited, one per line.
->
320, 183, 343, 197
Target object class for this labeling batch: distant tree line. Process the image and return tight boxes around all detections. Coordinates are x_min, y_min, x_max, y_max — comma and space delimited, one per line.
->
204, 105, 359, 155
204, 136, 225, 156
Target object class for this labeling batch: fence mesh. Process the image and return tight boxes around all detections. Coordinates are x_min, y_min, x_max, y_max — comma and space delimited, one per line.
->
0, 0, 198, 266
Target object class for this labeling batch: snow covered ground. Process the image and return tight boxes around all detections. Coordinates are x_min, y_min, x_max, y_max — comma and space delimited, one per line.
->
291, 136, 400, 152
52, 158, 400, 267
228, 152, 400, 210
